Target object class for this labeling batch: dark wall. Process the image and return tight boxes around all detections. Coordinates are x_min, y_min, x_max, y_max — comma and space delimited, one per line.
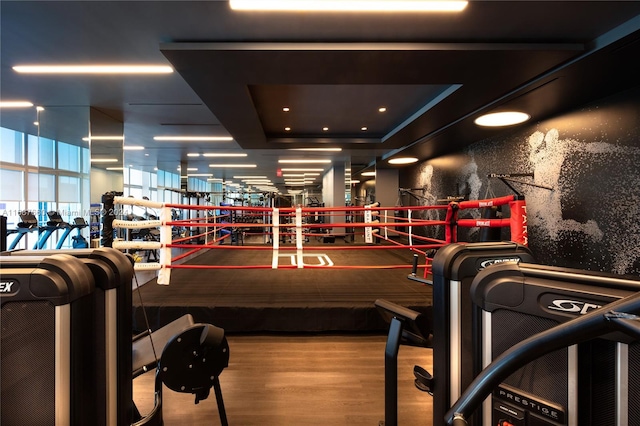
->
400, 85, 640, 275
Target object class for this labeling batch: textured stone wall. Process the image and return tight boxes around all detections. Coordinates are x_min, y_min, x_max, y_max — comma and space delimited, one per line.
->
400, 85, 640, 275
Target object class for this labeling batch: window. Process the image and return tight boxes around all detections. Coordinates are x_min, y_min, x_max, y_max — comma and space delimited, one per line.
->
59, 175, 81, 203
0, 169, 24, 200
0, 128, 24, 164
58, 142, 81, 172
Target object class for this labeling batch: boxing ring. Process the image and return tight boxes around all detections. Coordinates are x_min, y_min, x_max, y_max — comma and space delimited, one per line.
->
105, 194, 527, 332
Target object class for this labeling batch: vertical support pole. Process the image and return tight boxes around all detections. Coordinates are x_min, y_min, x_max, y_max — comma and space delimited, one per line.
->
271, 208, 280, 269
295, 207, 303, 268
101, 192, 115, 248
157, 205, 172, 285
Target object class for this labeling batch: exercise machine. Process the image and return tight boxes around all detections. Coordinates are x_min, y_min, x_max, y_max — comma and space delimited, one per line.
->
0, 254, 96, 425
33, 211, 69, 249
55, 217, 89, 249
2, 248, 230, 425
429, 242, 535, 426
2, 248, 134, 425
375, 299, 433, 426
7, 211, 39, 250
445, 262, 640, 425
132, 322, 231, 426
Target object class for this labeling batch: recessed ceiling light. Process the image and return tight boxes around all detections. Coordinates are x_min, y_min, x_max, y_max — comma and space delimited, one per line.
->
285, 127, 291, 131
33, 121, 39, 126
36, 106, 45, 112
154, 136, 233, 141
388, 157, 418, 165
474, 111, 530, 127
0, 101, 34, 108
378, 107, 387, 112
278, 159, 332, 164
361, 127, 368, 131
187, 173, 213, 177
350, 180, 361, 184
106, 167, 124, 171
187, 153, 201, 157
145, 153, 150, 156
123, 146, 145, 150
281, 168, 325, 172
230, 0, 468, 12
13, 65, 173, 74
361, 171, 376, 176
234, 175, 267, 179
322, 127, 329, 131
283, 107, 290, 112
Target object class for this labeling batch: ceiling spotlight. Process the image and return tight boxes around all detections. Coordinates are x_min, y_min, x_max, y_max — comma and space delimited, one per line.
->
378, 107, 387, 112
322, 127, 329, 131
283, 107, 290, 112
285, 127, 291, 131
474, 111, 530, 127
361, 127, 368, 131
388, 157, 418, 165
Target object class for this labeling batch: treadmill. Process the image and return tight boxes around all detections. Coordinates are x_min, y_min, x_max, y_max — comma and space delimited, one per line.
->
7, 211, 39, 250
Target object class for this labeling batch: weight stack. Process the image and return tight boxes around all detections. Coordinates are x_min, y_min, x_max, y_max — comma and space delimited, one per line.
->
1, 254, 95, 425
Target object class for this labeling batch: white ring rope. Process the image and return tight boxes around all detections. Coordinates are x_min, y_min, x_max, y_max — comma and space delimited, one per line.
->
113, 241, 162, 250
113, 219, 164, 229
112, 197, 172, 284
114, 196, 164, 209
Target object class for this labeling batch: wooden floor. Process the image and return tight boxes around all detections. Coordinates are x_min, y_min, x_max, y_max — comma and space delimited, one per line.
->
133, 333, 434, 426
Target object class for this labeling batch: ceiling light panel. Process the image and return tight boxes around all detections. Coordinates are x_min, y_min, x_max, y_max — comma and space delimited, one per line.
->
229, 0, 468, 12
13, 65, 173, 74
154, 136, 233, 141
288, 148, 341, 152
0, 101, 34, 108
209, 164, 257, 168
278, 159, 331, 164
202, 153, 248, 157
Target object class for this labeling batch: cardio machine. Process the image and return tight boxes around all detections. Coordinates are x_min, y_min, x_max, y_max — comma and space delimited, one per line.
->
56, 217, 89, 249
7, 211, 39, 250
33, 211, 69, 249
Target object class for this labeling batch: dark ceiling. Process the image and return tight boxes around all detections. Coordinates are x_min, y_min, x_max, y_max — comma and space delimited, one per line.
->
2, 1, 640, 192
